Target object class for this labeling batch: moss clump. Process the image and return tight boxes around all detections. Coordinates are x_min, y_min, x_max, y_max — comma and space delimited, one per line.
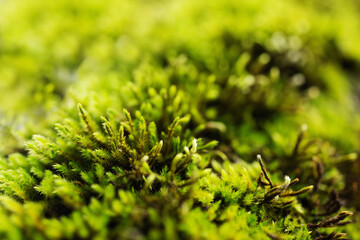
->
1, 0, 360, 239
0, 105, 352, 239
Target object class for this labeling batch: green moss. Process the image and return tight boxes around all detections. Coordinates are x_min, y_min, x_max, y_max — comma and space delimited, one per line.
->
1, 0, 360, 239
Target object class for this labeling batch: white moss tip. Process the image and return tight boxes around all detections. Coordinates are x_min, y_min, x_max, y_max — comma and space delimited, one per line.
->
191, 138, 197, 153
141, 155, 149, 162
256, 154, 262, 160
301, 124, 308, 132
284, 175, 291, 188
184, 146, 190, 155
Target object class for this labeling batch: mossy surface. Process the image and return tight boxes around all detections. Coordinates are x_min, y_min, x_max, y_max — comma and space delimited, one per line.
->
0, 0, 360, 239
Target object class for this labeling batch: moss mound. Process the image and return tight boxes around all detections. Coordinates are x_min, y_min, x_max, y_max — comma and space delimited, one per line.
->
0, 0, 360, 239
